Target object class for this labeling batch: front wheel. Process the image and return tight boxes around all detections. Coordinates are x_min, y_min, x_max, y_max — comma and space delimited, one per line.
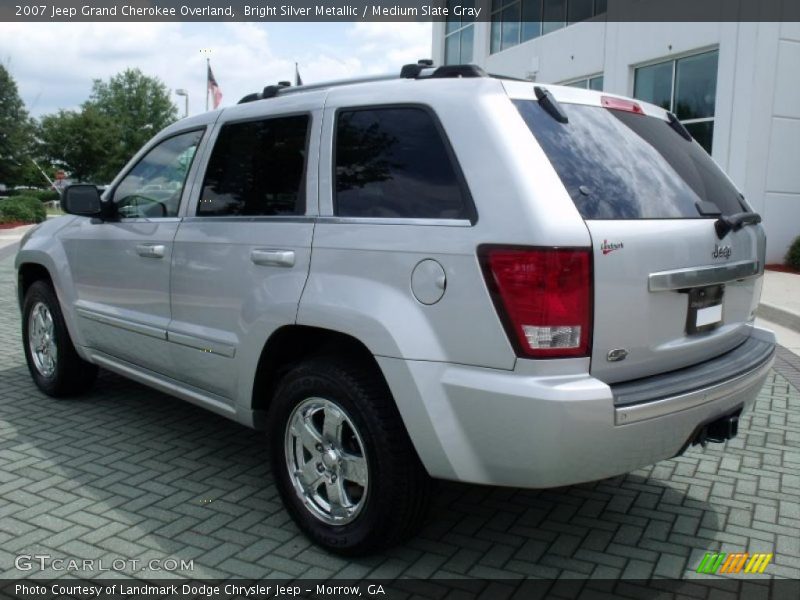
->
269, 357, 432, 555
22, 280, 98, 397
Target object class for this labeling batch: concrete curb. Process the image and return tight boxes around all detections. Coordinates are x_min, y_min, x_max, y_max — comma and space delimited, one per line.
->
757, 302, 800, 334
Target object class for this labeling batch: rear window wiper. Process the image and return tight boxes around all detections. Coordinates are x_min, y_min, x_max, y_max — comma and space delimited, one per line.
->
534, 86, 568, 124
714, 212, 762, 239
667, 112, 692, 141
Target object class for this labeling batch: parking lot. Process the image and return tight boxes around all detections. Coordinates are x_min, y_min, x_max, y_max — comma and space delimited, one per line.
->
1, 254, 799, 582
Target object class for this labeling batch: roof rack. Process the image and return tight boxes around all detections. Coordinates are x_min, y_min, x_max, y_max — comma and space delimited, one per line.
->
237, 60, 489, 104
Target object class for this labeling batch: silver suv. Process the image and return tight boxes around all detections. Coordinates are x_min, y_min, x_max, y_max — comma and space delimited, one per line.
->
16, 63, 776, 555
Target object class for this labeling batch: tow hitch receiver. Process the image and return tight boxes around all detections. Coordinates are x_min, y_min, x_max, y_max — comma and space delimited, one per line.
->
694, 413, 740, 447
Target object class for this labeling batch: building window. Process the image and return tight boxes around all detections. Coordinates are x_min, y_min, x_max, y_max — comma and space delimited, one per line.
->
563, 74, 604, 90
633, 50, 719, 153
444, 0, 475, 64
490, 0, 606, 54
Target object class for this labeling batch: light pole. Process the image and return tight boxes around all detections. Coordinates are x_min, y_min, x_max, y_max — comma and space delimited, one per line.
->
175, 89, 189, 118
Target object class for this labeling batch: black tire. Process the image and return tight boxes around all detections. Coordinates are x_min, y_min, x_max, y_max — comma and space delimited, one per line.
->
268, 356, 432, 555
22, 280, 98, 397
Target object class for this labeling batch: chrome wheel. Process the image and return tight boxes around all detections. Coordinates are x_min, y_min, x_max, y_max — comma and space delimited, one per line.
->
28, 301, 57, 378
285, 397, 369, 526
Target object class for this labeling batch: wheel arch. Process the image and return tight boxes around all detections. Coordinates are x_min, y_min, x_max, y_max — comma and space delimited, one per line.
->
17, 262, 54, 309
251, 325, 387, 420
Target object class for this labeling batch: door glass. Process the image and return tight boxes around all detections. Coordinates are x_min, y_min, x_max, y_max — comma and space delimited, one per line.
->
113, 130, 203, 219
198, 115, 309, 217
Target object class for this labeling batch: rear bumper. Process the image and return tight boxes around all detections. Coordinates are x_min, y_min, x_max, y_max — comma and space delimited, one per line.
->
378, 327, 775, 488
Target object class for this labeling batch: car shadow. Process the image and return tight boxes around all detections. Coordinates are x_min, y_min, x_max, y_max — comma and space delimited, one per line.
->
0, 364, 740, 587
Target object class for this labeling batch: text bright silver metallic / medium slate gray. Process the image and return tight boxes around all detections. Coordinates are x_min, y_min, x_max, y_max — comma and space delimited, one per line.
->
15, 65, 776, 554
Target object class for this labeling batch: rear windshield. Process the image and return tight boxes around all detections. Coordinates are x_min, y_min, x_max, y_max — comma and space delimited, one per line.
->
514, 100, 745, 219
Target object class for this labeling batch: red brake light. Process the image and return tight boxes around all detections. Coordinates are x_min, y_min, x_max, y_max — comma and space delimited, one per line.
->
480, 247, 592, 359
601, 96, 644, 114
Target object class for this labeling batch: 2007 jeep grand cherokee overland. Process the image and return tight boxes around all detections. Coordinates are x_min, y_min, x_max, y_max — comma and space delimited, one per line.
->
16, 63, 776, 555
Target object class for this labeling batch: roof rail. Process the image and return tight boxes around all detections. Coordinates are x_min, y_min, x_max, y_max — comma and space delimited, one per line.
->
237, 60, 488, 104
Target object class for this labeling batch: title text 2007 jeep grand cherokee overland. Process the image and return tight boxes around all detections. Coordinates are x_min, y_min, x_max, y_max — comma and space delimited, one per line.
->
16, 63, 776, 554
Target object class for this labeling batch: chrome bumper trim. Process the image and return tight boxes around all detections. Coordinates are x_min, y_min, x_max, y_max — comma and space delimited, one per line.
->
614, 350, 774, 425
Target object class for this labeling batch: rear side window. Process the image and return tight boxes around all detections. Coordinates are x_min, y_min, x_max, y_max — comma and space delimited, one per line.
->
334, 106, 472, 220
198, 115, 309, 216
514, 100, 745, 219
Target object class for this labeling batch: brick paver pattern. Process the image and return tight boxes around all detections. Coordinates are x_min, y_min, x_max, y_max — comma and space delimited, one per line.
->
1, 255, 799, 580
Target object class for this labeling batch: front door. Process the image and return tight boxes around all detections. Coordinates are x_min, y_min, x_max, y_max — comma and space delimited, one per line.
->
62, 129, 205, 375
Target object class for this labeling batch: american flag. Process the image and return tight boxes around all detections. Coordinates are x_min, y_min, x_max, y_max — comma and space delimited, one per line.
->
207, 63, 223, 109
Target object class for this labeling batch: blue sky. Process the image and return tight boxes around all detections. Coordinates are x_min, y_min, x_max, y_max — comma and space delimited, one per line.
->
0, 22, 432, 117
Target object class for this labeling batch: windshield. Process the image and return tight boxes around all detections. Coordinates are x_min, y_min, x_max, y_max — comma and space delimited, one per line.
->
514, 100, 745, 219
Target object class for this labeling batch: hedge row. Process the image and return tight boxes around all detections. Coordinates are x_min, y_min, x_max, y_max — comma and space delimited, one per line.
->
0, 196, 48, 224
7, 189, 60, 202
787, 236, 800, 270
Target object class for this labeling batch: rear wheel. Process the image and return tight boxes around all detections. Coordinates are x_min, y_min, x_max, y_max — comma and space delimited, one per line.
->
269, 357, 432, 555
22, 280, 98, 397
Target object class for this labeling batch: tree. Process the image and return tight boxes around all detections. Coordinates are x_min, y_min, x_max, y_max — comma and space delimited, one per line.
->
38, 107, 118, 183
0, 64, 37, 186
85, 68, 178, 175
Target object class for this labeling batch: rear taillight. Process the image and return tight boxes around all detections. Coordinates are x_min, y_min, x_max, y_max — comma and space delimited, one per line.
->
479, 246, 593, 359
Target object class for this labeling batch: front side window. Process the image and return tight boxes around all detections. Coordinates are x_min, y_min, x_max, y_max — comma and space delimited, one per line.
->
198, 115, 309, 217
634, 50, 719, 153
334, 107, 471, 220
113, 130, 203, 218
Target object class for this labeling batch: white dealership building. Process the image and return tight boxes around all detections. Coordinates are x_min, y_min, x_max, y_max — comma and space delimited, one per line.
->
432, 5, 800, 262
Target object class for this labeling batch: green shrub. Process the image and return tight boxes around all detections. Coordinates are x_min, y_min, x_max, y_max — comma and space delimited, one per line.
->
786, 236, 800, 271
32, 189, 60, 203
0, 196, 46, 224
17, 196, 47, 222
8, 188, 60, 202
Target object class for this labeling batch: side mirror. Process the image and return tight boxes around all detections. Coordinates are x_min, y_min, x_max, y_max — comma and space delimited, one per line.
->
62, 185, 103, 217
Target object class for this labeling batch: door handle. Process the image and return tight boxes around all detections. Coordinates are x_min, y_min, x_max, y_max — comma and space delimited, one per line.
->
135, 244, 166, 259
250, 249, 295, 268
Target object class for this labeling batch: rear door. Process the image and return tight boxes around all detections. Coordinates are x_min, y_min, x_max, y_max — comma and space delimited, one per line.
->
168, 100, 320, 401
511, 88, 765, 384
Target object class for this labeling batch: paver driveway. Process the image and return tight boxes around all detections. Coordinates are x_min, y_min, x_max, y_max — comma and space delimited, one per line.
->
0, 254, 798, 581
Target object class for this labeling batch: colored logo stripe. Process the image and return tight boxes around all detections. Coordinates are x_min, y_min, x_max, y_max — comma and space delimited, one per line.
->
745, 553, 773, 574
720, 553, 748, 573
696, 552, 772, 574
